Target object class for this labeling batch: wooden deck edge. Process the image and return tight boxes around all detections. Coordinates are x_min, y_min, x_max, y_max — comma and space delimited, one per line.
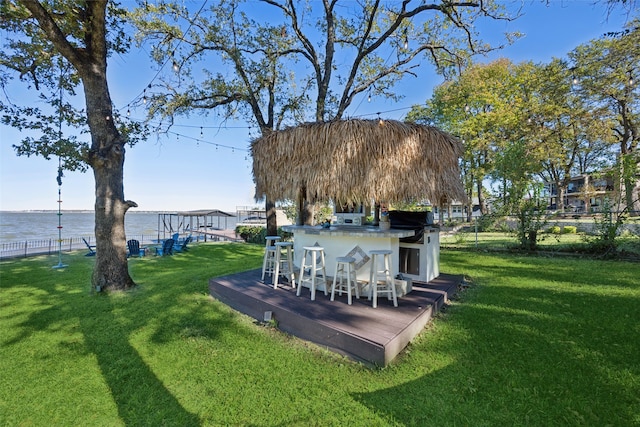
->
209, 270, 461, 367
209, 276, 387, 366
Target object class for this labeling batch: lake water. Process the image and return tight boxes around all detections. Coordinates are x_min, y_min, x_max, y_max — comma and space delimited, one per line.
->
0, 211, 239, 244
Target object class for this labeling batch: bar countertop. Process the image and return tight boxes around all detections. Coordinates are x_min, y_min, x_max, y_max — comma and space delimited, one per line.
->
281, 224, 416, 238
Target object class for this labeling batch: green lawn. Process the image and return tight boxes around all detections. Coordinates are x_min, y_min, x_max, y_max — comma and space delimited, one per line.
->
1, 242, 639, 426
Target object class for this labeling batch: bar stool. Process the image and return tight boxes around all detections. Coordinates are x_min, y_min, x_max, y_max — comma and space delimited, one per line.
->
272, 241, 295, 289
297, 246, 327, 301
261, 236, 281, 281
331, 256, 359, 305
368, 249, 398, 308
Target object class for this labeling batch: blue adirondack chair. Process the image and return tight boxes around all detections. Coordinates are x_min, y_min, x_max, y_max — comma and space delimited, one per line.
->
174, 236, 192, 253
155, 238, 174, 256
83, 238, 96, 256
127, 239, 145, 257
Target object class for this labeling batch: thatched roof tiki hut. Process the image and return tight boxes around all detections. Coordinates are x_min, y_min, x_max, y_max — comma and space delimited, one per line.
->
251, 119, 466, 224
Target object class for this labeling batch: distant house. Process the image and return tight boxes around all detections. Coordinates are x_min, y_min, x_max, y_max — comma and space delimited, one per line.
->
433, 197, 483, 222
544, 173, 615, 213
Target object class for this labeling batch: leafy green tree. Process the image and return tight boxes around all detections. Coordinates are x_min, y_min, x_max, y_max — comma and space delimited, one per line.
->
131, 0, 518, 227
129, 1, 305, 233
569, 19, 640, 213
1, 1, 144, 291
491, 135, 547, 250
528, 58, 616, 213
408, 59, 527, 218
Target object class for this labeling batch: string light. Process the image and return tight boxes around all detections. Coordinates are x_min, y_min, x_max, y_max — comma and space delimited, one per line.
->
403, 29, 409, 50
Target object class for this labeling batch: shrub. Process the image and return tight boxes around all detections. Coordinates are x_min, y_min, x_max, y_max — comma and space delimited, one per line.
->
477, 214, 509, 232
234, 226, 293, 244
547, 225, 561, 234
562, 225, 577, 234
235, 225, 265, 243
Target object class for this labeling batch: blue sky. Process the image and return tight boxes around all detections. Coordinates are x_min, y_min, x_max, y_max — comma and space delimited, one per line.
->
0, 1, 634, 213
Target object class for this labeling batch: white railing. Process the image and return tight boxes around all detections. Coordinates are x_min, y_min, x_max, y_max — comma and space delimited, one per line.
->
0, 231, 240, 260
0, 234, 154, 260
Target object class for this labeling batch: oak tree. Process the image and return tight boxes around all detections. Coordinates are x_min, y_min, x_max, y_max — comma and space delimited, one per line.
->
1, 1, 143, 291
131, 0, 517, 227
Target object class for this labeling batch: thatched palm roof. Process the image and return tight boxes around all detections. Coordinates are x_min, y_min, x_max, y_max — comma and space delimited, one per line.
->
251, 119, 466, 205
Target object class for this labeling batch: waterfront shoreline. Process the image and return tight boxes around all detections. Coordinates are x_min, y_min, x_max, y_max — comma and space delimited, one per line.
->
0, 211, 239, 245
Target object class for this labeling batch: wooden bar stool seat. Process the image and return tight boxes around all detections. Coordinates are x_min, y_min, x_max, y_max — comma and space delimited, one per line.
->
331, 256, 359, 305
368, 249, 398, 308
297, 246, 327, 301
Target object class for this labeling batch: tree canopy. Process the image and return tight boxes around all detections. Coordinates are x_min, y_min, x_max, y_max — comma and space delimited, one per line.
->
130, 0, 519, 227
409, 16, 639, 217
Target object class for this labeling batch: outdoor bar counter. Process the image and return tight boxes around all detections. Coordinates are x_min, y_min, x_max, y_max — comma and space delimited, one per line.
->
282, 225, 416, 288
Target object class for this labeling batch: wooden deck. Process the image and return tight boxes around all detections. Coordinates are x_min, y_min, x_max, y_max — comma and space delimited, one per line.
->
209, 269, 461, 367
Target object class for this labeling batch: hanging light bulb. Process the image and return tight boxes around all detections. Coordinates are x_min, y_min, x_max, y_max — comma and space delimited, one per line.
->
200, 126, 203, 138
403, 29, 409, 50
368, 93, 371, 103
143, 96, 147, 104
172, 59, 179, 72
127, 108, 131, 117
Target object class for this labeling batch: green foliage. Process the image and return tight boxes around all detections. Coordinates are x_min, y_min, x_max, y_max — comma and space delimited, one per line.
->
0, 1, 145, 171
235, 226, 292, 244
131, 1, 518, 129
569, 19, 640, 211
235, 225, 265, 243
562, 225, 577, 234
585, 199, 626, 255
314, 203, 333, 225
278, 200, 333, 226
476, 214, 508, 232
409, 20, 639, 221
512, 199, 548, 250
547, 225, 561, 234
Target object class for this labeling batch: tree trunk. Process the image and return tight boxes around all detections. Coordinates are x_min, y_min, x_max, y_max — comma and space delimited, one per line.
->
296, 186, 305, 226
557, 185, 566, 213
92, 165, 136, 292
83, 66, 135, 292
265, 198, 277, 236
621, 154, 639, 214
303, 201, 314, 225
477, 179, 487, 215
